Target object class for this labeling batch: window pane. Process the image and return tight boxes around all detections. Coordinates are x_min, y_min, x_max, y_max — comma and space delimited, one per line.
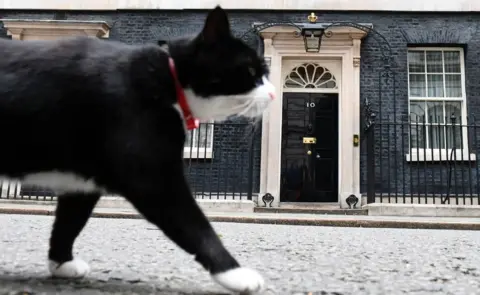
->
445, 74, 462, 97
426, 51, 443, 73
206, 124, 214, 148
444, 101, 462, 124
409, 74, 426, 97
410, 101, 426, 123
185, 130, 194, 147
195, 123, 213, 148
197, 124, 207, 148
426, 101, 444, 124
410, 123, 426, 148
185, 123, 214, 148
430, 125, 445, 149
408, 51, 425, 73
443, 51, 461, 73
446, 125, 463, 149
427, 74, 444, 97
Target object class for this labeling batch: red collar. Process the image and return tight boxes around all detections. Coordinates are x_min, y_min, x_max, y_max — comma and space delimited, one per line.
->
168, 57, 199, 130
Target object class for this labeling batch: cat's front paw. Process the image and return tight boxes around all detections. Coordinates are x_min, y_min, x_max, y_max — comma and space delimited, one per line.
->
48, 258, 90, 278
212, 267, 264, 294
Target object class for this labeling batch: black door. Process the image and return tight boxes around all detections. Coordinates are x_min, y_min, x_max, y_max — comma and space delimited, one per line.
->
280, 92, 338, 202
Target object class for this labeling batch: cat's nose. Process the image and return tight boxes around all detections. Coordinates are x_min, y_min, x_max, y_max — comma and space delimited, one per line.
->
268, 92, 276, 100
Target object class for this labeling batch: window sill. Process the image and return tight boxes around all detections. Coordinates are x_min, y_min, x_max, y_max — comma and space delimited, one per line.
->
406, 150, 476, 162
183, 148, 213, 159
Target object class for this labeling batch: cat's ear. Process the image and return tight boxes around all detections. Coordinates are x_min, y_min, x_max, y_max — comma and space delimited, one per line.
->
201, 5, 231, 43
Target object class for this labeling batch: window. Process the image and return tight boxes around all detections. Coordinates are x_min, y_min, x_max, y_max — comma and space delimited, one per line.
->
407, 47, 474, 161
283, 63, 338, 91
184, 121, 214, 159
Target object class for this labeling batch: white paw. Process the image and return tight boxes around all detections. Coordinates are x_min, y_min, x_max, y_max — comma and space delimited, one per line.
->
48, 258, 90, 278
212, 267, 264, 294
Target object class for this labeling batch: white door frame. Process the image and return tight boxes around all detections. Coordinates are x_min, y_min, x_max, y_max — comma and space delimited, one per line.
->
258, 26, 368, 208
280, 59, 341, 204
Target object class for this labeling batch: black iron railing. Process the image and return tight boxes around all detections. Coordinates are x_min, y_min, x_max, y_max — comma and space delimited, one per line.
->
365, 114, 480, 205
0, 122, 260, 202
184, 122, 259, 200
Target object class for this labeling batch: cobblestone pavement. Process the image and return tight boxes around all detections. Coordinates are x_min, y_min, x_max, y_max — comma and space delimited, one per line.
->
0, 215, 479, 295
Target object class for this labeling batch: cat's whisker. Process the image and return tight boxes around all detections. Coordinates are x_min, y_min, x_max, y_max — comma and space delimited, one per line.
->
237, 99, 256, 117
212, 96, 257, 119
239, 96, 269, 118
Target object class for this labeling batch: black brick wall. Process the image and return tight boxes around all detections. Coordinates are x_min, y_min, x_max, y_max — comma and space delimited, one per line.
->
2, 10, 480, 199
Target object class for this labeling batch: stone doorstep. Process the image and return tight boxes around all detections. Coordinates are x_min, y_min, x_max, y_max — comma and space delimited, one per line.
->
97, 197, 255, 213
254, 207, 368, 215
365, 203, 480, 218
0, 197, 255, 213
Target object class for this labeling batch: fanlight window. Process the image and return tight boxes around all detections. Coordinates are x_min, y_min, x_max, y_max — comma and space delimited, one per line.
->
284, 63, 337, 89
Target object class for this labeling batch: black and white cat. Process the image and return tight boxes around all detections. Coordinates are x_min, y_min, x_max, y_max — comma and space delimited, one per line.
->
0, 6, 275, 294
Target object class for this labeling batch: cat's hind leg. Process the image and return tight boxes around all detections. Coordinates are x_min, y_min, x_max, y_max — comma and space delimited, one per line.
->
48, 192, 100, 278
122, 163, 264, 294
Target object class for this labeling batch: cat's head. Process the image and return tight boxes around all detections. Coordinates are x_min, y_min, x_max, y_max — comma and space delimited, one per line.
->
164, 6, 275, 122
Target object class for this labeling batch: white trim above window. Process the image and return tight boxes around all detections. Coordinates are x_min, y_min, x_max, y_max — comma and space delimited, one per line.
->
0, 19, 110, 40
184, 121, 214, 159
407, 47, 473, 162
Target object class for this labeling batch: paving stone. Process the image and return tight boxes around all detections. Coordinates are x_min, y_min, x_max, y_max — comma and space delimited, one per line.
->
0, 215, 479, 294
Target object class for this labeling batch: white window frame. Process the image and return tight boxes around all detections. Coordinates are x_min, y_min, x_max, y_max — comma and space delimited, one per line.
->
406, 47, 475, 162
183, 120, 214, 159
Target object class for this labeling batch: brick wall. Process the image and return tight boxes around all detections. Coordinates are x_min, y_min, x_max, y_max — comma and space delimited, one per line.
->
2, 10, 480, 198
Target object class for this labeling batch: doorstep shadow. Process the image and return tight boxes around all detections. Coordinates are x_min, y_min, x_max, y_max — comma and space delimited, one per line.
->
0, 274, 228, 295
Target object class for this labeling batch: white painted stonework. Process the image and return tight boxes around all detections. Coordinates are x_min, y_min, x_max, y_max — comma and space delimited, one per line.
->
0, 0, 479, 11
0, 20, 110, 40
366, 203, 480, 217
258, 25, 365, 209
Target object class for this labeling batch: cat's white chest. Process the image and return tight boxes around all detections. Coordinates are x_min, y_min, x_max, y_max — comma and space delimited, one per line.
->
2, 171, 101, 194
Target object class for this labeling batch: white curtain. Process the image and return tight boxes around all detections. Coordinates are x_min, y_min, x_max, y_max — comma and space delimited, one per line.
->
410, 101, 462, 149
